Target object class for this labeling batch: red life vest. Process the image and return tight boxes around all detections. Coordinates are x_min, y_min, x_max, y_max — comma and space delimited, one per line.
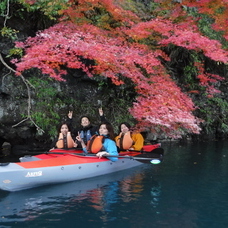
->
116, 132, 134, 150
87, 135, 105, 154
56, 132, 75, 149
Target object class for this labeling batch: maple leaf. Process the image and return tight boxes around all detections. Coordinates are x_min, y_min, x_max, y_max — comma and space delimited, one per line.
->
12, 0, 228, 137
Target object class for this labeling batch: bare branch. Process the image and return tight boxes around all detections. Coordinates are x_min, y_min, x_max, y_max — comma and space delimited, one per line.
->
0, 53, 45, 133
3, 0, 10, 27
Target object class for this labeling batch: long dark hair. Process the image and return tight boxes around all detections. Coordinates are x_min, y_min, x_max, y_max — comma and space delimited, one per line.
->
98, 122, 115, 140
118, 122, 131, 133
57, 122, 72, 134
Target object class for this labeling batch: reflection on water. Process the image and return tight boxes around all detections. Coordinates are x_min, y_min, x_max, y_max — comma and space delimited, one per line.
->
1, 141, 228, 228
150, 183, 161, 208
0, 165, 158, 227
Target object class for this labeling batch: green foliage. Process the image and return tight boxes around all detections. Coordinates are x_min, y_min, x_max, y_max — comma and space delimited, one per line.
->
117, 0, 163, 20
28, 77, 60, 137
110, 99, 134, 134
95, 77, 109, 91
18, 0, 69, 20
28, 76, 76, 138
182, 53, 204, 91
90, 75, 136, 133
183, 6, 228, 49
0, 27, 18, 40
198, 15, 228, 49
6, 47, 23, 57
196, 97, 228, 135
0, 0, 7, 16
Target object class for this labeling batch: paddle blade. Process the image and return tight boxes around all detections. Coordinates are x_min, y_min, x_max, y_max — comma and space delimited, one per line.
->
148, 148, 164, 157
134, 151, 164, 164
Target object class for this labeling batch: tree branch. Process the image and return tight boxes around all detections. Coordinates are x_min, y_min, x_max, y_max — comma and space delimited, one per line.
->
3, 0, 10, 27
0, 53, 44, 134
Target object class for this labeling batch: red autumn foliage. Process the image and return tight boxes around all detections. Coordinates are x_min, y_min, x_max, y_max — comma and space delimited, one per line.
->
13, 0, 228, 137
183, 0, 228, 37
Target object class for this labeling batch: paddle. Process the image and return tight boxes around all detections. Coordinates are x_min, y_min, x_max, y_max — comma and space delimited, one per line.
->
49, 146, 164, 156
100, 154, 163, 165
45, 151, 163, 165
120, 147, 164, 157
24, 146, 164, 160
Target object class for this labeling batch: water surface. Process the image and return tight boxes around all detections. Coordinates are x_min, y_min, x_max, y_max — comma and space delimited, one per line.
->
0, 141, 228, 228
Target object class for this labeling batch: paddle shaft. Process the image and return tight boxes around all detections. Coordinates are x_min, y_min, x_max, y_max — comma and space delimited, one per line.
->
50, 144, 163, 155
82, 154, 160, 161
120, 147, 164, 155
45, 151, 162, 164
26, 144, 163, 156
53, 148, 163, 154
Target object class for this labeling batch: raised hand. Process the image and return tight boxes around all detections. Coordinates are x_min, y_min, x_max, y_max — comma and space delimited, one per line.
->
68, 111, 73, 119
76, 132, 82, 142
76, 132, 86, 149
98, 108, 103, 116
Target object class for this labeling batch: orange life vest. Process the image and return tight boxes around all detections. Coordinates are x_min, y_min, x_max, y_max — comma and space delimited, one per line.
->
56, 132, 75, 149
87, 135, 105, 154
116, 132, 134, 150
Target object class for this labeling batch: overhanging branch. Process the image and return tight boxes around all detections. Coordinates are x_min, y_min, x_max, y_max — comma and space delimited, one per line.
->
0, 53, 44, 134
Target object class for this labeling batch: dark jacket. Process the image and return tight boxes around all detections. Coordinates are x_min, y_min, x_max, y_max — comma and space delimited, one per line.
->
67, 115, 107, 147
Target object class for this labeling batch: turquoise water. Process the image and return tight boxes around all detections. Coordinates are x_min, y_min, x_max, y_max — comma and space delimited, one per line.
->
0, 141, 228, 228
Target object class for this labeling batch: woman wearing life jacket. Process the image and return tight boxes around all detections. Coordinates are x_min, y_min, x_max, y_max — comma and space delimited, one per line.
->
76, 122, 118, 162
67, 108, 106, 147
51, 123, 77, 149
115, 122, 144, 151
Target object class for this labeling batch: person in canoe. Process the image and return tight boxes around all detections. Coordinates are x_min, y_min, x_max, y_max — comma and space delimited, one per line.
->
115, 122, 144, 151
76, 122, 118, 162
67, 108, 107, 147
51, 123, 77, 149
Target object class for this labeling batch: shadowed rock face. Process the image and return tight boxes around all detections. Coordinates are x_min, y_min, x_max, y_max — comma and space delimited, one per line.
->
0, 12, 110, 154
0, 71, 48, 153
0, 67, 105, 155
0, 14, 115, 155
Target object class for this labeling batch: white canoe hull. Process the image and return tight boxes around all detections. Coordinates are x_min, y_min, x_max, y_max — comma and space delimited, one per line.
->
0, 154, 142, 192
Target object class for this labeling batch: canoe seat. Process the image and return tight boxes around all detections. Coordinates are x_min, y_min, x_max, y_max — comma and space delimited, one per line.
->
19, 156, 41, 162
